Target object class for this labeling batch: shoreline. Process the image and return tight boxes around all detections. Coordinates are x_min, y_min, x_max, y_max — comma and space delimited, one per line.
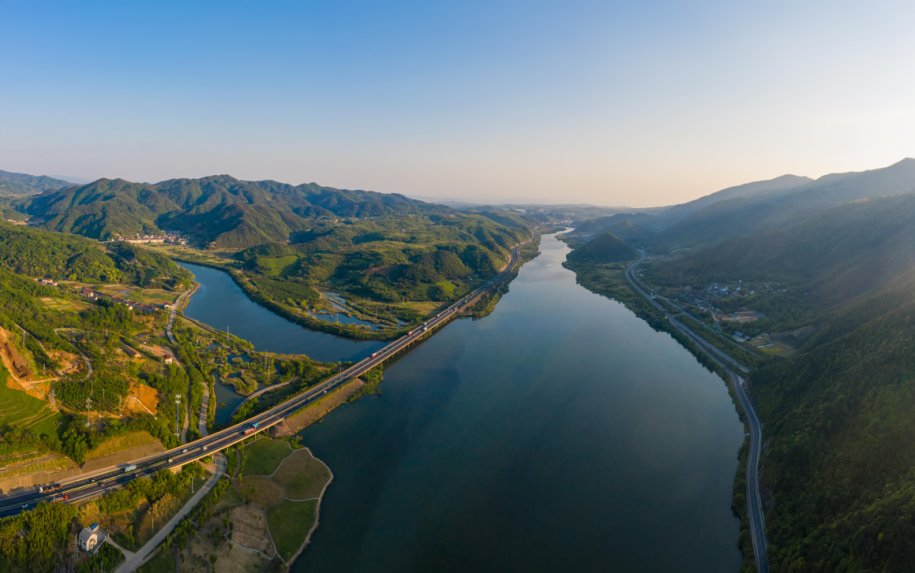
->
284, 446, 335, 566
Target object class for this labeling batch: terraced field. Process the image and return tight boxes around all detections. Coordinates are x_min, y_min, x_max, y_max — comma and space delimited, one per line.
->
0, 365, 59, 437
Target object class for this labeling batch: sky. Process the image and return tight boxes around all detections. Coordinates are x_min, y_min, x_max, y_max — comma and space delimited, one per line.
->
3, 0, 915, 206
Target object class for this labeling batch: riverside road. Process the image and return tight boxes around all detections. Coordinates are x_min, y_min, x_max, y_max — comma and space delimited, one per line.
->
625, 254, 768, 573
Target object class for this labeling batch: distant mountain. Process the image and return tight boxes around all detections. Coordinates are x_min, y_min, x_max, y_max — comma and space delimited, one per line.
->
570, 213, 657, 245
566, 231, 637, 264
0, 170, 71, 197
657, 174, 812, 227
654, 158, 915, 249
23, 174, 444, 249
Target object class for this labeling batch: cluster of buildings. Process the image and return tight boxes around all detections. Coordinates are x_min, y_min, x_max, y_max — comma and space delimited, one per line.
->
78, 287, 161, 313
112, 232, 188, 246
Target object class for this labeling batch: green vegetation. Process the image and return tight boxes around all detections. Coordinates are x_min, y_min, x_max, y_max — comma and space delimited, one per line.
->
0, 367, 60, 439
23, 174, 445, 248
99, 464, 206, 549
0, 501, 77, 572
267, 499, 318, 561
272, 449, 332, 499
565, 231, 637, 264
242, 438, 292, 476
232, 212, 532, 333
162, 441, 331, 570
0, 222, 191, 287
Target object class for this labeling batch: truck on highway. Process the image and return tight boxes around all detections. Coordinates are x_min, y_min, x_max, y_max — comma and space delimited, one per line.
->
122, 464, 137, 473
38, 483, 61, 493
242, 422, 260, 435
51, 493, 69, 503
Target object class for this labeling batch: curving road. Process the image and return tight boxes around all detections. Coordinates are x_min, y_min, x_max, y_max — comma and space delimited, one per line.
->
0, 241, 527, 519
625, 254, 768, 573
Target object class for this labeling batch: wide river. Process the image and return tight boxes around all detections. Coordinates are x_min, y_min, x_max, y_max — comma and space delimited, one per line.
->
184, 233, 744, 571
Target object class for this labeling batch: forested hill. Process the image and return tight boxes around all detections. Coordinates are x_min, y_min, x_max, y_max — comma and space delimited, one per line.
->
0, 170, 70, 197
0, 222, 191, 288
566, 231, 637, 263
22, 174, 445, 249
569, 159, 915, 570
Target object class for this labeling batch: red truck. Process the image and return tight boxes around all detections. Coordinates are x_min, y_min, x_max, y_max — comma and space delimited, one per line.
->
242, 422, 260, 436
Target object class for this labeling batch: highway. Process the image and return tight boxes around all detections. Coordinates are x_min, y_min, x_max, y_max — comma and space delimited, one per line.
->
625, 254, 768, 573
0, 242, 526, 519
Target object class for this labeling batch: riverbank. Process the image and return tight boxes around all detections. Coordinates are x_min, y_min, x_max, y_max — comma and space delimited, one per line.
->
139, 439, 333, 572
561, 256, 759, 571
162, 244, 524, 341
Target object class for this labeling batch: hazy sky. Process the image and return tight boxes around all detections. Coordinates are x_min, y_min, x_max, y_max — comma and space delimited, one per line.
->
3, 1, 915, 206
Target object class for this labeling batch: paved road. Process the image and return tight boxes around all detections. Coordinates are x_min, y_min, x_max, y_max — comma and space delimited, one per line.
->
625, 254, 768, 573
0, 241, 527, 518
114, 454, 226, 573
165, 287, 194, 345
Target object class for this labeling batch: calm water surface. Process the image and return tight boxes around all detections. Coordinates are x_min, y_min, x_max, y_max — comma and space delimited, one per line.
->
289, 233, 744, 572
180, 262, 382, 363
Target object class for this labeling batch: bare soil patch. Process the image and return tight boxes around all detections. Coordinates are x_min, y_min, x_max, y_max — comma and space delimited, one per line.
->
229, 504, 276, 558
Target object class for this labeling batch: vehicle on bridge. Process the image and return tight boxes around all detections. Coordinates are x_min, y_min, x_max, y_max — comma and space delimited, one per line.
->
242, 421, 260, 435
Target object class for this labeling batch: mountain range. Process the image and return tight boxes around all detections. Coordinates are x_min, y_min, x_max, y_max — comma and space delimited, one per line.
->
20, 174, 444, 249
0, 170, 70, 197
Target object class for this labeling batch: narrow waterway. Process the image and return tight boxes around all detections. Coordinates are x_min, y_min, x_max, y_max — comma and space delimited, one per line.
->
179, 262, 383, 363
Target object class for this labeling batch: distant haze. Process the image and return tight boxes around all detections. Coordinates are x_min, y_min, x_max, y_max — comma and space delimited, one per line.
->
3, 1, 915, 206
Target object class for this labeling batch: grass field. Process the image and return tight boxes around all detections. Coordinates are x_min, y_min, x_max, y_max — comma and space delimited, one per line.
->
242, 438, 292, 476
39, 297, 90, 312
95, 284, 178, 306
84, 431, 160, 461
0, 452, 73, 481
0, 366, 60, 437
267, 499, 318, 562
272, 449, 332, 499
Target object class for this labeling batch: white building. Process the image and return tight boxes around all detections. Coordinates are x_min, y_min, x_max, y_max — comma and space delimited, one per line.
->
78, 523, 107, 554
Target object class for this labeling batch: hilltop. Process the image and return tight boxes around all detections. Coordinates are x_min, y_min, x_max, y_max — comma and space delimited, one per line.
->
565, 231, 637, 264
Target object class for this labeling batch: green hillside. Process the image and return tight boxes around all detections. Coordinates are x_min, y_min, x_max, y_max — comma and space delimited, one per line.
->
23, 174, 445, 249
566, 231, 638, 264
751, 268, 915, 571
643, 193, 915, 333
234, 213, 531, 325
0, 222, 191, 288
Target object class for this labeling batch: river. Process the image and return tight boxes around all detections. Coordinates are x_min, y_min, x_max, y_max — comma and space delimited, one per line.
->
179, 262, 383, 363
182, 234, 744, 571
